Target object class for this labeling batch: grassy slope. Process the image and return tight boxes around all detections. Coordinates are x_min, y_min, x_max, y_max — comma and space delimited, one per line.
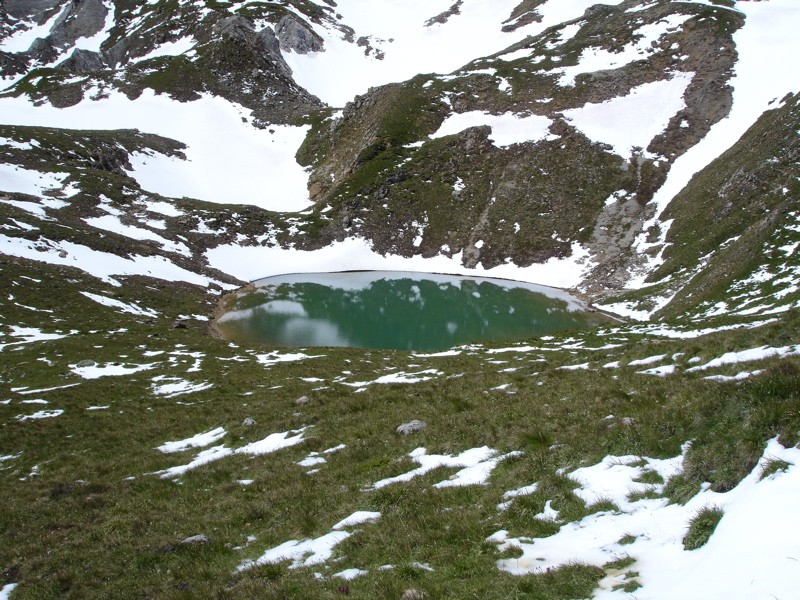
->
653, 93, 800, 319
2, 249, 799, 598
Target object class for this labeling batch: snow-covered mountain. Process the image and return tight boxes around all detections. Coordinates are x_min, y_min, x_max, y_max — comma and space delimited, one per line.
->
1, 0, 798, 322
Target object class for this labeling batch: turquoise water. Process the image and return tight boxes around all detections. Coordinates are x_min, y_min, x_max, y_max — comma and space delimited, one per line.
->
214, 271, 603, 351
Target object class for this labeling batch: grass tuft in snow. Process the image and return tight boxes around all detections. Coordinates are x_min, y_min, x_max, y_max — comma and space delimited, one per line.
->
682, 506, 724, 551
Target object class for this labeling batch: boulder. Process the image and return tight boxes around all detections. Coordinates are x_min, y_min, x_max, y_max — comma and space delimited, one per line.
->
396, 420, 427, 435
180, 534, 209, 546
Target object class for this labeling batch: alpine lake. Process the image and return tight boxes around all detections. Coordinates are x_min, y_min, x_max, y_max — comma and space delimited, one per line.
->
213, 271, 609, 352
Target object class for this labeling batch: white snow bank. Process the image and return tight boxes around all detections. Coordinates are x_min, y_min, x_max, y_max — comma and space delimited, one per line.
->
285, 0, 625, 106
155, 428, 308, 478
71, 361, 158, 380
0, 234, 218, 288
332, 511, 382, 530
372, 446, 518, 489
333, 568, 368, 580
238, 510, 381, 572
83, 214, 191, 257
150, 377, 213, 398
0, 164, 75, 197
255, 351, 324, 367
237, 429, 308, 456
17, 409, 64, 421
430, 111, 555, 147
158, 427, 227, 453
131, 36, 196, 63
562, 73, 693, 159
0, 90, 313, 211
0, 325, 71, 351
492, 438, 800, 600
0, 583, 18, 600
341, 369, 443, 388
238, 531, 351, 571
80, 291, 159, 318
205, 237, 594, 290
687, 344, 800, 372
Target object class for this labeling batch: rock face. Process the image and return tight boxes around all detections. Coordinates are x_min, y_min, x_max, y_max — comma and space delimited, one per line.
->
424, 1, 463, 27
57, 48, 106, 73
296, 1, 744, 286
276, 14, 324, 54
0, 0, 325, 125
49, 0, 109, 50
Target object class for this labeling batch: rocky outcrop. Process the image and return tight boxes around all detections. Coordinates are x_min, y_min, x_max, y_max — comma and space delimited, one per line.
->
276, 14, 324, 54
57, 48, 106, 73
425, 1, 463, 27
48, 0, 109, 50
297, 1, 743, 275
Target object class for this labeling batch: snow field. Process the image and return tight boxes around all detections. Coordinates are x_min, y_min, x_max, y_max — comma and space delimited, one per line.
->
491, 439, 800, 600
205, 237, 595, 290
0, 233, 220, 289
0, 90, 313, 211
562, 73, 693, 160
284, 0, 626, 107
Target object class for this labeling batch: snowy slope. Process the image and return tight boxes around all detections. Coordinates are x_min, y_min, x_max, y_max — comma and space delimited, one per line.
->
0, 0, 798, 300
627, 0, 800, 292
283, 0, 627, 106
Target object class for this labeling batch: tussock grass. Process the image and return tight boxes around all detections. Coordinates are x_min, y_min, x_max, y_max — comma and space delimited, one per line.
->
683, 506, 724, 551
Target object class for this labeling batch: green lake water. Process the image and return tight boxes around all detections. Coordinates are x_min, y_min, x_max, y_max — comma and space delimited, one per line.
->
214, 271, 604, 352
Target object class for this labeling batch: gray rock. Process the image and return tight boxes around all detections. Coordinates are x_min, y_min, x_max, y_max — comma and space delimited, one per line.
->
4, 0, 62, 22
104, 37, 131, 68
214, 15, 255, 43
256, 26, 282, 58
275, 15, 324, 54
27, 37, 58, 63
75, 359, 96, 368
401, 590, 427, 600
57, 48, 106, 74
212, 16, 293, 80
49, 0, 109, 50
180, 534, 209, 546
396, 420, 427, 435
295, 396, 309, 405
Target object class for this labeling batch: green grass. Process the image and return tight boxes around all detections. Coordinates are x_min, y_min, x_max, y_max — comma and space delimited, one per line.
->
760, 457, 792, 480
683, 507, 724, 550
2, 240, 800, 598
